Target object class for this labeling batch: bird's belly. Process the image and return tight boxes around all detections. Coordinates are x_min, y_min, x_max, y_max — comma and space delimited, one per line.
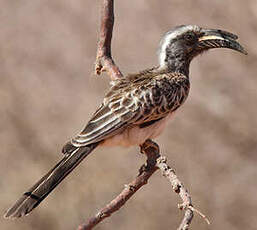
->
101, 113, 174, 147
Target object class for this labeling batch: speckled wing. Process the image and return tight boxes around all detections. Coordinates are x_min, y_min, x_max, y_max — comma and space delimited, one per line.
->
71, 102, 140, 147
71, 71, 190, 147
71, 92, 140, 147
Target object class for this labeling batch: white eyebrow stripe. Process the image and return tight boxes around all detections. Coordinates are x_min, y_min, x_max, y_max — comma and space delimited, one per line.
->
158, 25, 198, 68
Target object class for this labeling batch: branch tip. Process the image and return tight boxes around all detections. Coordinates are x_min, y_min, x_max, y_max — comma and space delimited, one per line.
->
188, 206, 211, 225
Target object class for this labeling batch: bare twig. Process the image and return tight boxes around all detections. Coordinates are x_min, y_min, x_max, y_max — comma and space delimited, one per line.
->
189, 206, 211, 225
78, 140, 160, 230
157, 156, 210, 228
157, 156, 194, 230
78, 139, 203, 230
95, 0, 123, 80
78, 1, 208, 229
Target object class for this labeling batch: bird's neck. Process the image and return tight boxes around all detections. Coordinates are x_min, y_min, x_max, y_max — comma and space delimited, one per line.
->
164, 54, 191, 77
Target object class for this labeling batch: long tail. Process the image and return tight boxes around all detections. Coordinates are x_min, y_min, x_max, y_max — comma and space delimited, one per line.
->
4, 142, 99, 219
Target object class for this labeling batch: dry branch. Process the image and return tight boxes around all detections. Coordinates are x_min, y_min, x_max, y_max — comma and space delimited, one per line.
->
78, 0, 203, 229
157, 156, 194, 230
78, 139, 198, 230
95, 0, 123, 80
78, 140, 160, 230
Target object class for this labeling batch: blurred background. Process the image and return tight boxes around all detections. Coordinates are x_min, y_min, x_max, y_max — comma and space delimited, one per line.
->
1, 0, 257, 229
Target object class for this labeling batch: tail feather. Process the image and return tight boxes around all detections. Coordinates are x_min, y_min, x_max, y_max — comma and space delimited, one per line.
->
4, 142, 99, 219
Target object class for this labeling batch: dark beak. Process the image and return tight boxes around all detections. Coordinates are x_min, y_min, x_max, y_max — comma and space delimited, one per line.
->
197, 29, 247, 55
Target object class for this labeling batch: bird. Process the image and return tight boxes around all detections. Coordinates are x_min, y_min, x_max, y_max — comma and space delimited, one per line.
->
4, 25, 247, 219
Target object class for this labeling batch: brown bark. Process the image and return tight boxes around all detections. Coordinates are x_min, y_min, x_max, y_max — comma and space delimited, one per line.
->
94, 0, 123, 80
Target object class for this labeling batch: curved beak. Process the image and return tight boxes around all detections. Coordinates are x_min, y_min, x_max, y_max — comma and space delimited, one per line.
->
197, 29, 247, 55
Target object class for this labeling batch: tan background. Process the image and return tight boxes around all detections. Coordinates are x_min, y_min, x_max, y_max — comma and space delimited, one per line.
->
1, 0, 257, 229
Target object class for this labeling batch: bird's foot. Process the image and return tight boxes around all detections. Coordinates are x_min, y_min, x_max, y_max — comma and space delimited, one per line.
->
139, 139, 160, 172
140, 139, 160, 155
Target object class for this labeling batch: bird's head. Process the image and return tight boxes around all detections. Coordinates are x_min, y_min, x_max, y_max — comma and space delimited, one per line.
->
158, 25, 247, 75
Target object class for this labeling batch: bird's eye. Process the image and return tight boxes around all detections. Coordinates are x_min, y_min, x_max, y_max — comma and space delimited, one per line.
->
184, 32, 195, 42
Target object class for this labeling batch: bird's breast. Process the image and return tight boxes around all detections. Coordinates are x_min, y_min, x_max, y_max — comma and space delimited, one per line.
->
101, 112, 174, 147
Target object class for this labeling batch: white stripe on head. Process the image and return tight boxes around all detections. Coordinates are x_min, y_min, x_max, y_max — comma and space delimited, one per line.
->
158, 25, 200, 68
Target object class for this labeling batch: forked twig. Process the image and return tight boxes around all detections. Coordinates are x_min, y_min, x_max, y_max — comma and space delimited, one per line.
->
78, 140, 159, 230
78, 0, 209, 229
95, 0, 123, 80
78, 138, 205, 230
157, 155, 194, 229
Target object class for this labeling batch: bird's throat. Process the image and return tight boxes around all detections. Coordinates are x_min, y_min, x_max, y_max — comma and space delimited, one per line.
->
165, 54, 190, 77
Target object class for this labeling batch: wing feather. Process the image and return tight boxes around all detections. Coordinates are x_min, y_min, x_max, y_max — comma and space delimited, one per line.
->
71, 71, 190, 147
71, 102, 140, 146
